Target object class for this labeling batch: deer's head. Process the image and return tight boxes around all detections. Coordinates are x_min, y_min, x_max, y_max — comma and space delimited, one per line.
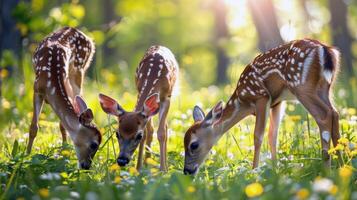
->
73, 96, 102, 169
99, 93, 160, 166
183, 102, 224, 175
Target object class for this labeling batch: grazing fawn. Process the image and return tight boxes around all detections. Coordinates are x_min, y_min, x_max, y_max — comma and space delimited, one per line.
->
99, 46, 178, 171
28, 27, 102, 169
183, 39, 341, 175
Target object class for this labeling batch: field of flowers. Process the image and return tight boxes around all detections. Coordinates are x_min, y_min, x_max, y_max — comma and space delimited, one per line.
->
0, 69, 356, 199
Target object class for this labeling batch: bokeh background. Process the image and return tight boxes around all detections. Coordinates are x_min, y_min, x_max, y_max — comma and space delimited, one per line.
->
1, 0, 357, 91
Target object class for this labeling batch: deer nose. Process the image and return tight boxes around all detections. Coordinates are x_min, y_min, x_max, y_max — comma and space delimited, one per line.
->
183, 166, 197, 175
80, 162, 91, 170
117, 156, 130, 166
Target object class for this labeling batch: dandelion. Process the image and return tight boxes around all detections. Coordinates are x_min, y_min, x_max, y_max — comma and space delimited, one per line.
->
329, 185, 338, 195
187, 186, 196, 193
328, 148, 336, 155
61, 150, 71, 157
146, 158, 158, 166
114, 176, 121, 184
335, 144, 344, 151
38, 188, 49, 198
339, 166, 353, 179
109, 164, 120, 172
296, 188, 309, 200
16, 197, 25, 200
338, 138, 349, 145
129, 167, 139, 176
245, 182, 264, 198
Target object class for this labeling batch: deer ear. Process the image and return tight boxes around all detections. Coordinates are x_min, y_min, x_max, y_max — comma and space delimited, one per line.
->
74, 95, 88, 115
98, 93, 125, 116
193, 105, 205, 122
79, 108, 94, 125
142, 93, 160, 117
203, 101, 224, 126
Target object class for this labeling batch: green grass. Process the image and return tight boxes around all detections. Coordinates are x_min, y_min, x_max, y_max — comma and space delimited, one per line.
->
0, 68, 356, 200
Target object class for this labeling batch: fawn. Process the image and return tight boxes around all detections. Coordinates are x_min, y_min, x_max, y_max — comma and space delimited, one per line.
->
99, 46, 178, 171
183, 39, 341, 175
28, 27, 102, 169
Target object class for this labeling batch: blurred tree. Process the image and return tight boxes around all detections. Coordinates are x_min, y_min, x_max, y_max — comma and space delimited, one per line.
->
299, 0, 311, 34
247, 0, 283, 51
102, 0, 117, 65
0, 0, 22, 61
212, 0, 229, 84
328, 0, 354, 76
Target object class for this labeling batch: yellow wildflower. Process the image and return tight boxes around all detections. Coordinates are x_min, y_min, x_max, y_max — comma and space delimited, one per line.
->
245, 182, 264, 198
16, 197, 25, 200
146, 158, 158, 166
339, 166, 353, 179
328, 148, 336, 155
109, 164, 120, 172
329, 185, 338, 195
114, 176, 121, 184
38, 188, 49, 198
61, 150, 71, 157
335, 144, 344, 151
129, 167, 139, 176
296, 188, 309, 200
187, 186, 196, 193
338, 138, 349, 145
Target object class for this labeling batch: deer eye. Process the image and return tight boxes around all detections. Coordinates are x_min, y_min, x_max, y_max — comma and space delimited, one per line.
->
90, 142, 98, 150
190, 141, 199, 151
136, 132, 143, 141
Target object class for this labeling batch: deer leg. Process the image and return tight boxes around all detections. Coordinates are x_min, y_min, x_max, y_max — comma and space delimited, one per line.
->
145, 118, 154, 161
318, 87, 342, 165
268, 102, 285, 162
253, 97, 271, 168
157, 99, 170, 172
330, 108, 343, 165
296, 92, 333, 167
59, 122, 67, 144
136, 131, 146, 171
27, 92, 45, 154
